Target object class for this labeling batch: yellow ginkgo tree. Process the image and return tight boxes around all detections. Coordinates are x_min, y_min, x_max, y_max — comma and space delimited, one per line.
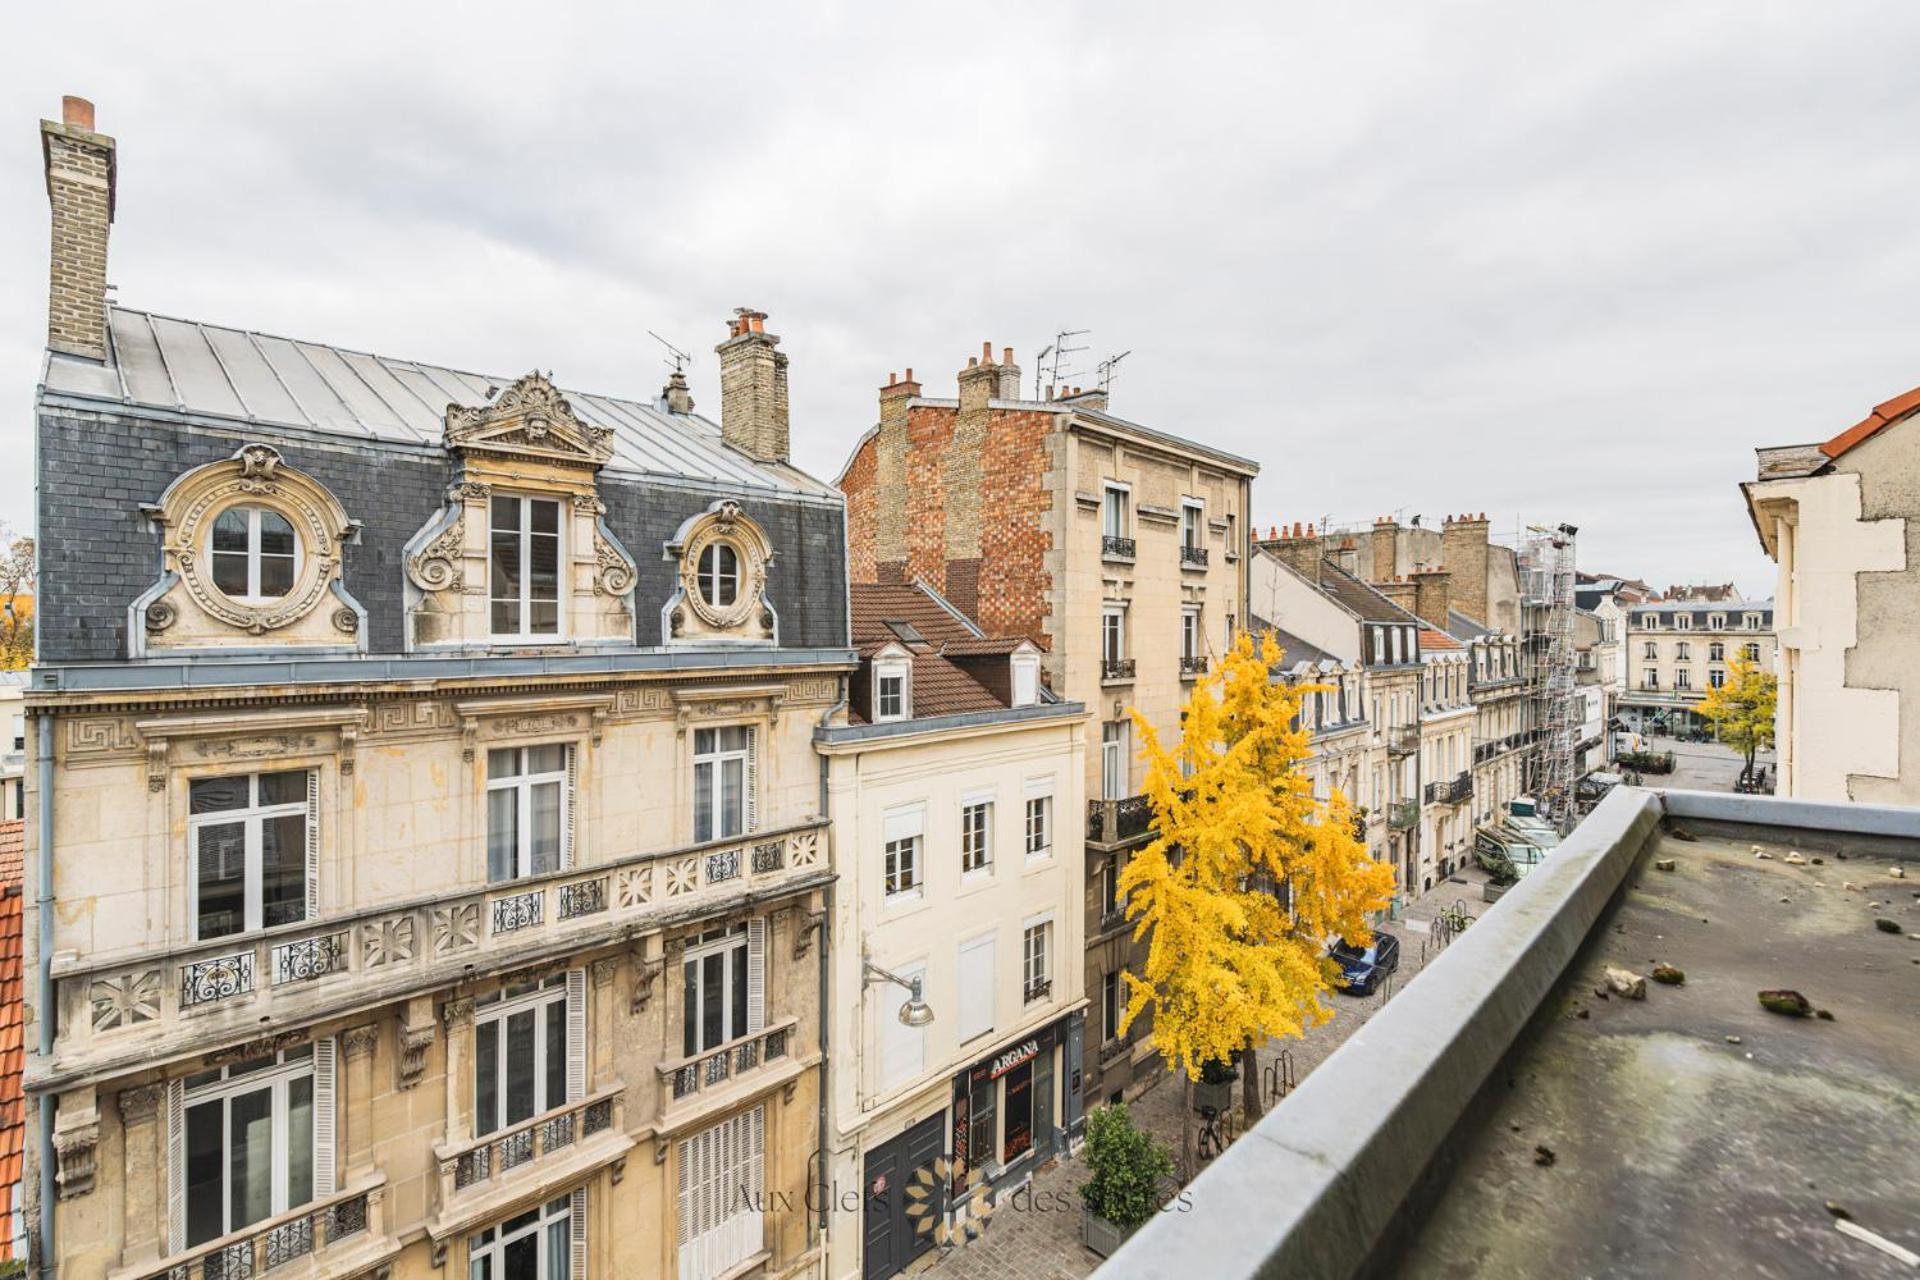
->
1696, 656, 1777, 788
1117, 630, 1396, 1128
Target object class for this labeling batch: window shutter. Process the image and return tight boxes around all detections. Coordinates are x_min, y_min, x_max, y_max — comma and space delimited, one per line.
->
305, 769, 320, 921
958, 935, 995, 1042
565, 968, 588, 1102
744, 729, 758, 833
166, 1079, 186, 1254
570, 1186, 588, 1280
745, 918, 766, 1035
313, 1036, 337, 1197
562, 746, 579, 870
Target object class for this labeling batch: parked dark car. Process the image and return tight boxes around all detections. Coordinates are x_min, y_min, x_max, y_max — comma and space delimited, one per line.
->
1331, 932, 1401, 996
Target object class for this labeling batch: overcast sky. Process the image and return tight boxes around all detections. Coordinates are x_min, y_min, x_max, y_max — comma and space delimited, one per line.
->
5, 2, 1918, 596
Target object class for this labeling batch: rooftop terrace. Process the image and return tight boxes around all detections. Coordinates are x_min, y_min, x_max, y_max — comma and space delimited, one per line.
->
1109, 789, 1920, 1279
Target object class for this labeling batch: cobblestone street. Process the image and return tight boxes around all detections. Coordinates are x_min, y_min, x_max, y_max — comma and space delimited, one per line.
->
919, 870, 1494, 1280
1634, 734, 1778, 793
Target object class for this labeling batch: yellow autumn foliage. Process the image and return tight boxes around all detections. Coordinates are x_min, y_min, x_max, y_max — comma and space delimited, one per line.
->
1117, 631, 1397, 1080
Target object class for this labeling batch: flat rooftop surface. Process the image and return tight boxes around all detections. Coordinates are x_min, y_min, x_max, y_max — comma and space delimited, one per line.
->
1397, 820, 1920, 1279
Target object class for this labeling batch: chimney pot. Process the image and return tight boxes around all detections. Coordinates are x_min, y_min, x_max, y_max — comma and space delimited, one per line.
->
1002, 346, 1014, 366
905, 367, 913, 383
968, 356, 978, 368
887, 372, 896, 387
716, 308, 788, 463
982, 340, 993, 363
62, 95, 95, 131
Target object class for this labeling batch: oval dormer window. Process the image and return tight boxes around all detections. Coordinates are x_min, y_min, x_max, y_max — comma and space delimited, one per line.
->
698, 542, 739, 609
210, 505, 299, 602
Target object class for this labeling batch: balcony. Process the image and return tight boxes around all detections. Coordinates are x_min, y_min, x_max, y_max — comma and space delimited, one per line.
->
1180, 655, 1209, 679
1102, 657, 1137, 683
1180, 544, 1209, 568
1024, 976, 1054, 1005
1102, 534, 1137, 561
431, 1087, 634, 1244
1443, 771, 1473, 805
121, 1178, 396, 1280
1387, 799, 1419, 830
1385, 724, 1419, 756
655, 1018, 800, 1125
1088, 795, 1154, 847
59, 821, 830, 1070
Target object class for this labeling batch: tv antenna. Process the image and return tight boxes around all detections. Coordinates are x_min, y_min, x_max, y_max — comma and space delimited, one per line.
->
1096, 350, 1132, 395
1040, 327, 1089, 399
647, 330, 693, 374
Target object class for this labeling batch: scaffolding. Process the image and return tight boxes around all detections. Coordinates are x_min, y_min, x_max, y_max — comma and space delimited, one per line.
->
1522, 523, 1580, 831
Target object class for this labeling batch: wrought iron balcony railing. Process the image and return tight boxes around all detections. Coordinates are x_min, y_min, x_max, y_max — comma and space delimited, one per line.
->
657, 1018, 798, 1117
1088, 795, 1154, 847
1385, 725, 1419, 756
1102, 657, 1137, 682
441, 1087, 624, 1201
1024, 976, 1054, 1005
1103, 534, 1137, 560
1180, 655, 1209, 678
138, 1178, 387, 1280
1388, 799, 1419, 830
1180, 544, 1209, 567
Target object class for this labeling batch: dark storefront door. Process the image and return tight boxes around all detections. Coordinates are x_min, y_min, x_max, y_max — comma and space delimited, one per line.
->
1034, 1049, 1056, 1159
1001, 1059, 1034, 1164
863, 1113, 945, 1280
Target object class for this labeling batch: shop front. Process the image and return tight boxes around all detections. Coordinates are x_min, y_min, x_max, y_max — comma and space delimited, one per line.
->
948, 1012, 1084, 1215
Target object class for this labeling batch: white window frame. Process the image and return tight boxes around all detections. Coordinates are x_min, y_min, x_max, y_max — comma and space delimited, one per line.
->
469, 1192, 578, 1280
1011, 652, 1040, 708
1181, 606, 1202, 663
207, 504, 301, 604
1743, 642, 1761, 662
176, 1043, 330, 1251
692, 725, 755, 843
696, 541, 741, 611
960, 798, 994, 876
1744, 613, 1762, 630
472, 974, 575, 1136
486, 745, 574, 883
1101, 968, 1122, 1043
1023, 786, 1052, 862
1021, 917, 1053, 1005
188, 770, 314, 942
1181, 498, 1204, 552
1102, 605, 1127, 665
489, 494, 566, 641
677, 1108, 764, 1280
1709, 669, 1726, 690
882, 807, 924, 900
1674, 613, 1692, 631
873, 658, 911, 722
682, 922, 762, 1055
1644, 671, 1659, 689
1708, 614, 1726, 631
1102, 483, 1131, 540
1101, 721, 1128, 800
1675, 668, 1692, 690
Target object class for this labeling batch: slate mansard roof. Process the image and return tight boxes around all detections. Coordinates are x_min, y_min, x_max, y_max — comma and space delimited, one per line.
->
35, 307, 851, 663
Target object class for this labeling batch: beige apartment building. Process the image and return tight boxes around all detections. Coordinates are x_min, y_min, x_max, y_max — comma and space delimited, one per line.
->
1744, 386, 1920, 803
28, 101, 853, 1280
836, 348, 1257, 1108
817, 584, 1086, 1280
1620, 602, 1776, 738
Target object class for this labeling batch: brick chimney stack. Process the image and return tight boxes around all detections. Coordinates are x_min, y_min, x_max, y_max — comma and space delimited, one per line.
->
957, 341, 1000, 416
1442, 512, 1491, 626
42, 95, 115, 362
1412, 568, 1452, 629
661, 367, 694, 414
716, 307, 790, 462
994, 345, 1022, 399
1369, 516, 1399, 583
1259, 519, 1324, 580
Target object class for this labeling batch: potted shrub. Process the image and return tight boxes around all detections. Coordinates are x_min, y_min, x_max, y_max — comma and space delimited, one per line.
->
1080, 1103, 1176, 1258
1475, 846, 1519, 903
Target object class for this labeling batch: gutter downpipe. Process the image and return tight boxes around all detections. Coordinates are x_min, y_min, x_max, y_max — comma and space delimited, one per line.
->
815, 674, 848, 1242
36, 711, 56, 1279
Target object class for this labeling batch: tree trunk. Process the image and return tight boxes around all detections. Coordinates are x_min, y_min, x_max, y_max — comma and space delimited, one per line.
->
1181, 1076, 1194, 1180
1242, 1039, 1263, 1125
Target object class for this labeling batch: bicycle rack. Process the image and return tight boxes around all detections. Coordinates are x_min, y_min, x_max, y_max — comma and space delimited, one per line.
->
1264, 1049, 1297, 1103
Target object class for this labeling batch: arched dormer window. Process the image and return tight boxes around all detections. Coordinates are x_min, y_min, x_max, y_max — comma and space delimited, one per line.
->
663, 500, 777, 646
698, 542, 741, 610
211, 505, 299, 602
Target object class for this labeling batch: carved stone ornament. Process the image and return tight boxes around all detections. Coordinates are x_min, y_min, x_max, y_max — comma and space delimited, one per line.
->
668, 499, 776, 633
343, 1024, 382, 1060
442, 371, 614, 468
53, 1112, 99, 1199
148, 443, 358, 635
407, 519, 467, 594
398, 1019, 434, 1090
594, 525, 636, 598
117, 1083, 164, 1125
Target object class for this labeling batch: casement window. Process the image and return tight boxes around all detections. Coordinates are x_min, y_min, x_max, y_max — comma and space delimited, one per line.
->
1024, 790, 1052, 861
1644, 671, 1659, 689
693, 726, 755, 843
1709, 669, 1726, 690
1101, 721, 1128, 801
1181, 607, 1202, 663
173, 1042, 334, 1252
1639, 615, 1656, 629
189, 770, 315, 942
487, 745, 573, 883
1022, 920, 1052, 1004
1181, 500, 1204, 551
1102, 485, 1130, 540
1102, 606, 1127, 665
677, 1108, 765, 1280
882, 808, 924, 898
1674, 614, 1692, 631
490, 496, 563, 639
1100, 854, 1123, 919
873, 659, 910, 722
1676, 643, 1691, 662
474, 973, 583, 1137
1371, 628, 1385, 664
961, 800, 993, 875
1744, 613, 1762, 631
1390, 628, 1403, 665
1708, 614, 1727, 631
1011, 652, 1040, 707
470, 1192, 584, 1280
1743, 643, 1761, 662
1102, 969, 1121, 1043
1709, 642, 1725, 662
209, 505, 298, 602
1675, 669, 1692, 690
682, 921, 766, 1056
957, 934, 996, 1044
696, 542, 739, 609
1643, 642, 1657, 660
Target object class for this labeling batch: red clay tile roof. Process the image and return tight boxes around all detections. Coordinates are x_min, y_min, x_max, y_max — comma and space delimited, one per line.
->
1820, 384, 1920, 460
0, 821, 23, 1261
0, 821, 20, 890
849, 583, 1032, 722
849, 583, 980, 649
939, 636, 1032, 657
1419, 627, 1463, 652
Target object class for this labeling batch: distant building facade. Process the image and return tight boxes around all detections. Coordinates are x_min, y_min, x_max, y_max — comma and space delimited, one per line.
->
1744, 386, 1920, 804
1619, 602, 1776, 736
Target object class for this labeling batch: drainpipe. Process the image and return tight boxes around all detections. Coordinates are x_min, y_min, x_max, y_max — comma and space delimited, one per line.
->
36, 711, 57, 1279
814, 675, 847, 1240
